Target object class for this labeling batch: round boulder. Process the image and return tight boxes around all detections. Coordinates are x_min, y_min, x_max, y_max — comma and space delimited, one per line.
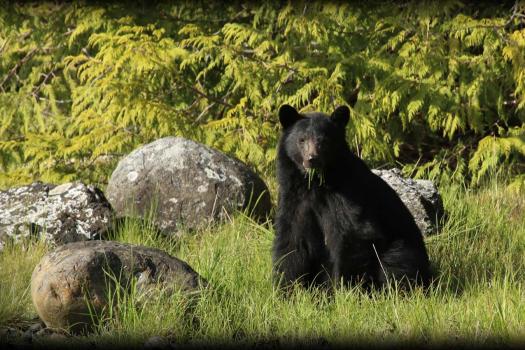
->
106, 137, 272, 235
31, 240, 206, 333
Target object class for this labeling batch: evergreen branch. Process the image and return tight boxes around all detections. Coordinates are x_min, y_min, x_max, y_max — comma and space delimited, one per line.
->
226, 45, 300, 74
458, 1, 525, 31
191, 85, 234, 124
194, 102, 216, 124
0, 47, 39, 91
33, 96, 72, 104
172, 78, 256, 117
159, 8, 249, 25
31, 66, 61, 99
0, 37, 10, 55
176, 79, 234, 108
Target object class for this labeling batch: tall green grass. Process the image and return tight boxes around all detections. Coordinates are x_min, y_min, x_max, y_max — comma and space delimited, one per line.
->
0, 178, 524, 347
0, 239, 47, 326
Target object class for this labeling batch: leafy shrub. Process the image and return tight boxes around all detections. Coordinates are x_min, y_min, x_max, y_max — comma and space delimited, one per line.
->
0, 1, 523, 188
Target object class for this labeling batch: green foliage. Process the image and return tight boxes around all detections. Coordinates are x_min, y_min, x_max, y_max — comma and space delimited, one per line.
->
0, 1, 524, 188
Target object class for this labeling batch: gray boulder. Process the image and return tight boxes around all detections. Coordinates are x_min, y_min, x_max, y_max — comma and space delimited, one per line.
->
31, 240, 206, 333
372, 168, 444, 236
106, 137, 272, 235
0, 182, 112, 251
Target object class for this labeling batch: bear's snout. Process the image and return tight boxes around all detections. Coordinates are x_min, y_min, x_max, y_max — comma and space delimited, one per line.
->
302, 156, 321, 169
302, 139, 321, 169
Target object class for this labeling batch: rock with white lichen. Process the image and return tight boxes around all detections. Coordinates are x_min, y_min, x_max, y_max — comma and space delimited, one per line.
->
106, 137, 272, 235
372, 168, 444, 236
0, 182, 112, 251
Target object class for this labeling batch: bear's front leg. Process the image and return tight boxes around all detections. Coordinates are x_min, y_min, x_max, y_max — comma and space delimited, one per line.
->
323, 223, 379, 289
272, 204, 329, 290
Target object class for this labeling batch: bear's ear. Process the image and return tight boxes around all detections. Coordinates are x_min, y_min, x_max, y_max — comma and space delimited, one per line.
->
330, 105, 350, 128
279, 104, 303, 129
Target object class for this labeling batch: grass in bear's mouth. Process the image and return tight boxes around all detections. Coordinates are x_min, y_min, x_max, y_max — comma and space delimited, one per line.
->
305, 168, 325, 189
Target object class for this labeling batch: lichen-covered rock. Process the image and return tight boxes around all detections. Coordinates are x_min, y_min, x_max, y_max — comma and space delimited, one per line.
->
31, 240, 207, 333
372, 168, 444, 236
106, 137, 272, 235
0, 182, 113, 251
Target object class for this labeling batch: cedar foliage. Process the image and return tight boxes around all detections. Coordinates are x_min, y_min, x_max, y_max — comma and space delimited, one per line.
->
0, 1, 524, 188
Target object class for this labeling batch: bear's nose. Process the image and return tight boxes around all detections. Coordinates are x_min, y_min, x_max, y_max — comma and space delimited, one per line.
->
303, 156, 320, 169
308, 155, 319, 164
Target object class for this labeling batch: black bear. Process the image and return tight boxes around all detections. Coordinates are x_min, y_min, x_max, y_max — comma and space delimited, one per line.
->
272, 104, 431, 291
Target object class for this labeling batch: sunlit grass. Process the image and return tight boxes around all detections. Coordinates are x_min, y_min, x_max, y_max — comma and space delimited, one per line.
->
0, 178, 524, 347
0, 238, 48, 326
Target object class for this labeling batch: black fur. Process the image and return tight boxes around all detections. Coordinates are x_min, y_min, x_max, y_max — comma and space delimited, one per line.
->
272, 105, 431, 291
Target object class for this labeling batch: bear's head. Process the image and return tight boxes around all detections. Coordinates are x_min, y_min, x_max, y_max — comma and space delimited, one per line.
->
279, 104, 350, 173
